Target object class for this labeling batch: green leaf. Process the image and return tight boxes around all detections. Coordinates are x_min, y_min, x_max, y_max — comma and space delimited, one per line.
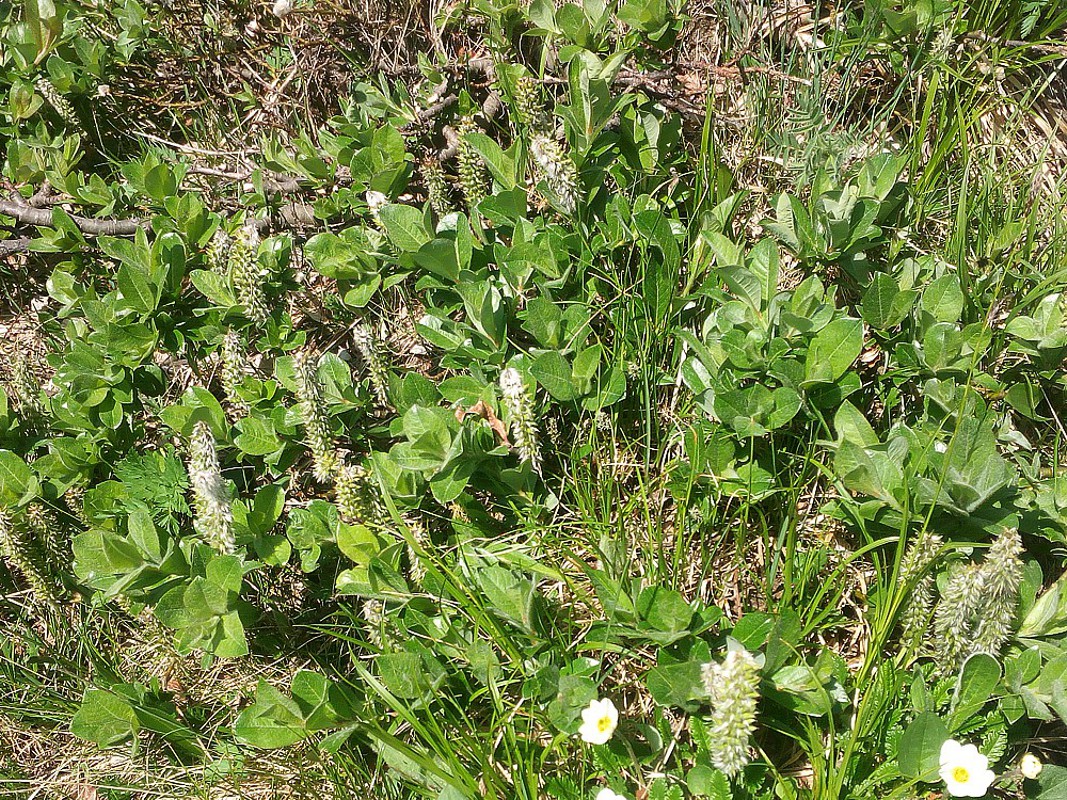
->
948, 653, 1001, 728
531, 351, 577, 401
235, 681, 309, 748
234, 415, 282, 457
25, 0, 63, 63
897, 711, 949, 779
71, 689, 140, 747
378, 652, 434, 700
862, 273, 901, 329
378, 204, 430, 252
922, 275, 964, 322
0, 450, 37, 506
463, 132, 517, 189
805, 317, 863, 383
477, 565, 537, 633
834, 401, 879, 447
687, 765, 730, 799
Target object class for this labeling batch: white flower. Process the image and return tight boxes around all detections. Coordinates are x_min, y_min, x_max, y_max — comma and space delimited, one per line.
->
1020, 752, 1043, 780
939, 739, 996, 797
595, 790, 628, 800
578, 697, 618, 745
272, 0, 293, 16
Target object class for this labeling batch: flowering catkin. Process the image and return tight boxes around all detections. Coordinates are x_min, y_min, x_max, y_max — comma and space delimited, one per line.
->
421, 157, 452, 216
220, 329, 249, 416
352, 323, 390, 407
36, 78, 78, 127
529, 134, 579, 214
365, 191, 388, 230
702, 648, 761, 778
499, 368, 540, 472
0, 508, 58, 604
186, 421, 235, 555
898, 531, 942, 654
207, 228, 233, 275
293, 352, 338, 482
228, 225, 268, 325
406, 519, 431, 587
457, 116, 489, 210
513, 74, 548, 131
934, 528, 1023, 670
334, 463, 383, 525
7, 353, 44, 419
25, 502, 70, 574
972, 527, 1024, 655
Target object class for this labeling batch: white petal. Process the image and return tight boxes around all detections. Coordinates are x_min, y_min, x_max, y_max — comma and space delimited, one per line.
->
940, 739, 964, 765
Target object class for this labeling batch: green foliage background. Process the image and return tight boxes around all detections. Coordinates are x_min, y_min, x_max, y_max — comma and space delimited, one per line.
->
2, 0, 1067, 798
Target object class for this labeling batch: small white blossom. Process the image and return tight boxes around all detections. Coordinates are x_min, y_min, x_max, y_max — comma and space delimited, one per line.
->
939, 739, 996, 797
578, 697, 618, 745
595, 790, 628, 800
272, 0, 293, 17
1020, 752, 1043, 780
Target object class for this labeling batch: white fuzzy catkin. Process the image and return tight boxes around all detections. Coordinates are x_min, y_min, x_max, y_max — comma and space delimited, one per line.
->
35, 77, 78, 126
934, 528, 1023, 669
293, 352, 339, 482
228, 225, 268, 325
365, 191, 388, 229
187, 421, 235, 554
352, 323, 390, 407
898, 531, 942, 654
499, 368, 540, 472
702, 648, 761, 779
529, 134, 579, 214
220, 329, 249, 416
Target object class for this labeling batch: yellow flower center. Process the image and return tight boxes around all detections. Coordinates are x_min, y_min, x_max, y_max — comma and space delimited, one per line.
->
597, 716, 612, 733
952, 766, 970, 784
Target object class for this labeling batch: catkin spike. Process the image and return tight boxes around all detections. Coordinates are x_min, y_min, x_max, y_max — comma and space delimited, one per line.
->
529, 134, 579, 214
934, 528, 1024, 670
406, 519, 431, 588
702, 648, 761, 779
35, 78, 78, 127
228, 225, 268, 325
352, 323, 390, 407
6, 353, 44, 420
456, 116, 489, 210
207, 227, 233, 275
513, 74, 548, 131
0, 508, 59, 604
220, 329, 249, 417
334, 463, 384, 526
421, 157, 452, 216
365, 191, 388, 230
362, 598, 387, 648
293, 352, 339, 482
25, 503, 70, 575
499, 368, 540, 473
186, 421, 235, 555
64, 483, 88, 527
898, 531, 942, 655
